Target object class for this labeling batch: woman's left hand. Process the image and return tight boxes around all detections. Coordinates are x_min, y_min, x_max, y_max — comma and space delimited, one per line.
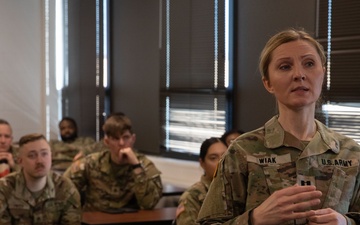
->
308, 208, 346, 225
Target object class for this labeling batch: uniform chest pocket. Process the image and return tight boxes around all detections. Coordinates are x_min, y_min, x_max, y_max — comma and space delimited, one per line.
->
8, 203, 31, 221
29, 200, 64, 224
245, 160, 297, 210
319, 164, 358, 212
261, 161, 297, 194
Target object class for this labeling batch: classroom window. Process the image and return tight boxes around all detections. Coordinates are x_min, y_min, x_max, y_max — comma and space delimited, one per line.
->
317, 0, 360, 143
159, 0, 232, 159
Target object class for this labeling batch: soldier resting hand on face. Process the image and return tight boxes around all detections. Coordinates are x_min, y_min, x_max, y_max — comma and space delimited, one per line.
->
0, 119, 20, 177
63, 113, 163, 212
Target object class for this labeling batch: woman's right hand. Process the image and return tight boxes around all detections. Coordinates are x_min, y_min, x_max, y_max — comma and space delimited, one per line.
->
251, 185, 322, 225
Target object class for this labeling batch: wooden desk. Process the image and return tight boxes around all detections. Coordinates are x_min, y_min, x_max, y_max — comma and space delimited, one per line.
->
82, 207, 177, 225
162, 183, 186, 196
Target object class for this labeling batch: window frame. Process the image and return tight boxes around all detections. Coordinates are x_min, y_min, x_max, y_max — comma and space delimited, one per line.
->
159, 0, 234, 160
317, 0, 360, 143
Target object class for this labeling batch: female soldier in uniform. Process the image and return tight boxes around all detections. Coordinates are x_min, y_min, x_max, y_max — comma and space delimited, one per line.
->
176, 137, 227, 225
198, 28, 360, 225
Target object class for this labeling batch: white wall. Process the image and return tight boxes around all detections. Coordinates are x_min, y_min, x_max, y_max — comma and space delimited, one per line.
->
0, 0, 59, 141
0, 0, 202, 188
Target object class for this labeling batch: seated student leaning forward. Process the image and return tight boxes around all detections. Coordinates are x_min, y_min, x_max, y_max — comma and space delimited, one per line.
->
0, 133, 81, 225
63, 113, 163, 212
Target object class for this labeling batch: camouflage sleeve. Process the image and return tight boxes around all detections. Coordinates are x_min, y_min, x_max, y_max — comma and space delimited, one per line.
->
59, 179, 82, 224
81, 141, 107, 156
10, 145, 21, 172
50, 137, 96, 158
82, 137, 96, 145
197, 148, 251, 225
344, 216, 357, 225
132, 156, 163, 209
346, 163, 360, 224
176, 190, 202, 225
77, 137, 96, 154
0, 183, 12, 224
68, 137, 96, 155
63, 158, 88, 193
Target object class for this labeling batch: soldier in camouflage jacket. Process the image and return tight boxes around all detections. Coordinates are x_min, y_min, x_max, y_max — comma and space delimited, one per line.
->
50, 117, 96, 174
198, 28, 360, 225
0, 133, 81, 224
64, 113, 163, 212
176, 138, 227, 225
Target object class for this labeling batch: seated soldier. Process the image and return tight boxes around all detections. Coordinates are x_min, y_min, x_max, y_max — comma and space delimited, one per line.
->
0, 133, 81, 224
0, 119, 20, 177
50, 117, 95, 173
175, 137, 227, 225
72, 112, 127, 161
64, 114, 163, 212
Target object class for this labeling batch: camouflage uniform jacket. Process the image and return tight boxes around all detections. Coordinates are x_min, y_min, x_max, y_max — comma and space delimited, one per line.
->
176, 175, 211, 225
63, 150, 163, 212
197, 116, 360, 225
0, 170, 81, 225
84, 140, 108, 155
50, 136, 96, 173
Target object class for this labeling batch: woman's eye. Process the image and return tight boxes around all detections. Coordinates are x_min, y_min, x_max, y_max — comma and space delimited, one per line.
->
209, 157, 219, 161
305, 61, 314, 67
279, 64, 291, 70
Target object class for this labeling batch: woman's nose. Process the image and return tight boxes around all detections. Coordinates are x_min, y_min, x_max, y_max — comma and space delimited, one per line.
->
294, 74, 305, 81
293, 65, 306, 81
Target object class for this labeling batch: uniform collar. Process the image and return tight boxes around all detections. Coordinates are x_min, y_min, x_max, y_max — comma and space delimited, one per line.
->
200, 175, 212, 189
264, 116, 339, 154
15, 171, 56, 206
99, 150, 112, 173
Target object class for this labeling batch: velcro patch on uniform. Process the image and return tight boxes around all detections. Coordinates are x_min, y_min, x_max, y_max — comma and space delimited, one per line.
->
175, 203, 185, 218
297, 174, 316, 186
247, 153, 291, 165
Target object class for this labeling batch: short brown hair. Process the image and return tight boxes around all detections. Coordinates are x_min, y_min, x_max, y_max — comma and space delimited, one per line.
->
103, 114, 133, 138
19, 133, 47, 147
0, 119, 12, 133
0, 119, 10, 126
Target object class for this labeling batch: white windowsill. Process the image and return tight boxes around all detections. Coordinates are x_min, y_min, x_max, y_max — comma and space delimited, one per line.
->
146, 155, 202, 188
